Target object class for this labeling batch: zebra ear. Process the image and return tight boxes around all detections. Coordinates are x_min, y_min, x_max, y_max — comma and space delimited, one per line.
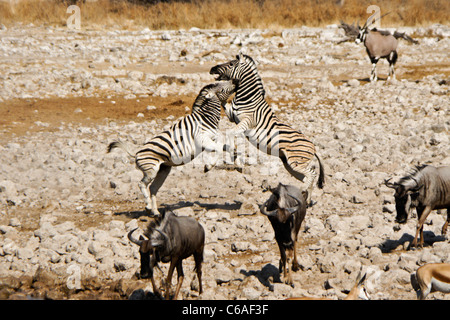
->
205, 91, 215, 99
238, 51, 245, 62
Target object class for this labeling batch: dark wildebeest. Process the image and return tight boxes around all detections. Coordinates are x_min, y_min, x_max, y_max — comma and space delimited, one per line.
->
259, 183, 307, 286
385, 165, 450, 249
128, 210, 205, 299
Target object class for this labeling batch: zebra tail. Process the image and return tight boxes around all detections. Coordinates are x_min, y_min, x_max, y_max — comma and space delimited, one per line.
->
107, 141, 136, 158
315, 153, 325, 189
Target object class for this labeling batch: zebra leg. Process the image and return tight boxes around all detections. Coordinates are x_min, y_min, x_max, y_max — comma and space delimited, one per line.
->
148, 165, 172, 216
223, 102, 239, 124
198, 134, 222, 172
224, 117, 253, 164
282, 159, 316, 205
138, 171, 156, 214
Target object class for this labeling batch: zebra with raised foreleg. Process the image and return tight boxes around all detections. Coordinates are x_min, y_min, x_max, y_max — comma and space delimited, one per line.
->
107, 80, 238, 216
210, 53, 324, 205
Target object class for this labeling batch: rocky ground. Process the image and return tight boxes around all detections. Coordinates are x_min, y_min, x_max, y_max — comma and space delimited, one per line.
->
0, 23, 449, 300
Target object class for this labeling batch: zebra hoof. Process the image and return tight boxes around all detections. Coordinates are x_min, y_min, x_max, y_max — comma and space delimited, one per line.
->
145, 207, 159, 217
307, 200, 317, 208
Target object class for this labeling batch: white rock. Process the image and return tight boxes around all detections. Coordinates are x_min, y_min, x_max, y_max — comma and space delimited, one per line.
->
161, 33, 171, 40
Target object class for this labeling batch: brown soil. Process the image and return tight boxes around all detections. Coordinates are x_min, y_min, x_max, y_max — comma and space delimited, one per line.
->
0, 94, 194, 143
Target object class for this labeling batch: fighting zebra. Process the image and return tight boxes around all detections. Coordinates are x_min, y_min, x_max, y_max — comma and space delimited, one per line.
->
107, 80, 238, 216
210, 53, 324, 204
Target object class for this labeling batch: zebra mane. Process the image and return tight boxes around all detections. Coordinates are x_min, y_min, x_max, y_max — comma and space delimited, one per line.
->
191, 84, 220, 113
240, 54, 266, 98
242, 54, 256, 65
398, 164, 429, 185
241, 54, 260, 75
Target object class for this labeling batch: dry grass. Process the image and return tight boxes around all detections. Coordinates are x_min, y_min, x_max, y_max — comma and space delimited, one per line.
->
0, 0, 448, 29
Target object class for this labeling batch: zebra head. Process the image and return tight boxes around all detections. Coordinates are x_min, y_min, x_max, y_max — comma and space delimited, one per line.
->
192, 80, 238, 112
210, 52, 253, 81
210, 53, 265, 98
213, 79, 239, 103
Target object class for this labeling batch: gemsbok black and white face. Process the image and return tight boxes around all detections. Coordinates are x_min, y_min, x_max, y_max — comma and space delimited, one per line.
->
355, 26, 367, 44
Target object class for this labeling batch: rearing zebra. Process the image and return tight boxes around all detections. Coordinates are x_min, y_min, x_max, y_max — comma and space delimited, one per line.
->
210, 53, 324, 204
108, 80, 238, 216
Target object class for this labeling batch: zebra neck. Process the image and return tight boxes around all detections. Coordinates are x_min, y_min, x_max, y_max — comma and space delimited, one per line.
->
235, 65, 265, 100
192, 107, 220, 126
235, 80, 265, 105
234, 90, 265, 108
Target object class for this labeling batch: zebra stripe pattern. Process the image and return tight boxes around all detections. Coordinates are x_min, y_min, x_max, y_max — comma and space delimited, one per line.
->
108, 80, 237, 215
210, 53, 324, 203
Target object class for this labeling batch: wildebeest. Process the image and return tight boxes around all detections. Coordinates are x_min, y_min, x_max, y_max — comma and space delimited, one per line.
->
385, 165, 450, 249
259, 183, 307, 286
355, 19, 418, 82
128, 210, 205, 299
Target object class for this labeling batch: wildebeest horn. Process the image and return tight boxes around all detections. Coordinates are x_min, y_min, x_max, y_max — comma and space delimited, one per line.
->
285, 206, 299, 214
384, 178, 397, 188
128, 228, 143, 246
259, 201, 278, 217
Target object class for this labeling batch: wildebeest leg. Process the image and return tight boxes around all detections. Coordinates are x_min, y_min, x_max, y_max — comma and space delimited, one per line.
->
172, 261, 184, 300
285, 248, 294, 287
164, 257, 179, 300
277, 243, 287, 281
150, 275, 161, 298
149, 165, 172, 216
411, 206, 432, 249
442, 207, 450, 237
194, 249, 203, 294
291, 240, 300, 272
148, 258, 162, 297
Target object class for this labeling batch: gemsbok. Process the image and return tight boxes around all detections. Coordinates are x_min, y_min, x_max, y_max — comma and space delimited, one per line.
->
355, 17, 418, 82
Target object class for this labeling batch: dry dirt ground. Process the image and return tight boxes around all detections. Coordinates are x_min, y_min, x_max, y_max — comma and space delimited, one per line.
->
0, 24, 449, 300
